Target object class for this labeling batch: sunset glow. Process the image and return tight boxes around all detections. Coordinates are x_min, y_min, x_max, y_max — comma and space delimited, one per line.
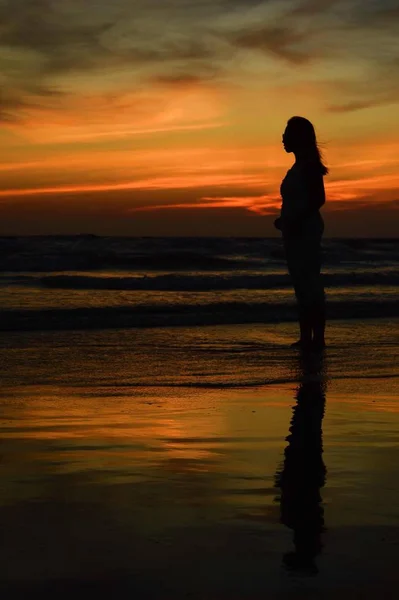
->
0, 0, 398, 235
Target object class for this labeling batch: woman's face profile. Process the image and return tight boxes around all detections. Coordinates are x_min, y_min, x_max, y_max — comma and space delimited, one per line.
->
282, 126, 293, 153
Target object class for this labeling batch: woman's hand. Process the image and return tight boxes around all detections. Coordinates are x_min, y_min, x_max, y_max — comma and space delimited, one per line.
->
275, 216, 302, 236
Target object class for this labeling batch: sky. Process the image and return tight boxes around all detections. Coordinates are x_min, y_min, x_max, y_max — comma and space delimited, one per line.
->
0, 0, 398, 236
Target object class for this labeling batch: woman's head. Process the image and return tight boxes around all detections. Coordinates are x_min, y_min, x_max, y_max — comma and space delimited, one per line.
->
282, 116, 328, 175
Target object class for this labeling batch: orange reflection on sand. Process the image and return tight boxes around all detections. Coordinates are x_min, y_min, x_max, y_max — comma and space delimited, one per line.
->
2, 391, 227, 466
332, 393, 399, 414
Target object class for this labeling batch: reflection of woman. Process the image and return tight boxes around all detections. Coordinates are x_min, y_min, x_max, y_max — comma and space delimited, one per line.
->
275, 116, 328, 350
275, 356, 327, 574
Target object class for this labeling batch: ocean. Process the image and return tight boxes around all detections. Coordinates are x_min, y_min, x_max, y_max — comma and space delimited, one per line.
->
0, 236, 398, 331
1, 236, 399, 596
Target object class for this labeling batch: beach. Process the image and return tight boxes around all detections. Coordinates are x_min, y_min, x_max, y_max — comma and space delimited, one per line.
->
1, 317, 398, 598
1, 0, 398, 594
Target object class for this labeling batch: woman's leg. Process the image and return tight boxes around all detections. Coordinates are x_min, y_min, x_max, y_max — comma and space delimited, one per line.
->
285, 241, 313, 348
311, 300, 326, 349
285, 233, 325, 349
295, 303, 313, 348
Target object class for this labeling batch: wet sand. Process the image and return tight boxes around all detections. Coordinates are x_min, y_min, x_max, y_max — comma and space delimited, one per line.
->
1, 321, 398, 598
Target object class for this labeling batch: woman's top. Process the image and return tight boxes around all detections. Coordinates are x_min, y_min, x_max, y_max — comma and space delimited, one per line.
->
279, 162, 325, 239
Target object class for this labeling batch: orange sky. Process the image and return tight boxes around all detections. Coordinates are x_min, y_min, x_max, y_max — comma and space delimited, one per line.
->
0, 0, 398, 236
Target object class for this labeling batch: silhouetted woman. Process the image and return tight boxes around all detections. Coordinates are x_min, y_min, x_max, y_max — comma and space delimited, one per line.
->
275, 116, 328, 350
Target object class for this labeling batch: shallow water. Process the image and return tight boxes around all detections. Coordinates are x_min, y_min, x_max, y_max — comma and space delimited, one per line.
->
1, 320, 398, 597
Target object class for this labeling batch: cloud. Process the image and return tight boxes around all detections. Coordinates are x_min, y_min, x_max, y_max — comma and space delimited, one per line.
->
0, 172, 268, 200
1, 0, 399, 126
230, 25, 314, 65
0, 0, 113, 121
290, 0, 340, 16
149, 71, 220, 87
350, 0, 399, 25
0, 0, 222, 72
325, 173, 399, 204
326, 63, 399, 112
9, 80, 227, 144
0, 84, 63, 123
0, 0, 111, 71
0, 0, 229, 126
127, 193, 279, 215
224, 0, 399, 109
328, 97, 395, 113
201, 194, 279, 215
0, 89, 32, 123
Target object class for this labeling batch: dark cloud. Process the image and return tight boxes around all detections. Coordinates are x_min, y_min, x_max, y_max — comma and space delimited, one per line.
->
0, 83, 63, 123
290, 0, 340, 16
290, 0, 399, 23
328, 97, 396, 113
0, 0, 222, 72
150, 73, 216, 87
0, 0, 226, 121
326, 60, 399, 112
328, 100, 378, 113
0, 0, 398, 122
0, 0, 115, 120
350, 1, 399, 25
120, 39, 219, 64
226, 0, 399, 67
230, 25, 314, 65
0, 0, 111, 70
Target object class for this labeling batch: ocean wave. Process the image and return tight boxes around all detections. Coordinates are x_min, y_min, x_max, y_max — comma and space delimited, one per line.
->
0, 299, 397, 332
0, 248, 258, 273
0, 236, 398, 273
34, 272, 399, 291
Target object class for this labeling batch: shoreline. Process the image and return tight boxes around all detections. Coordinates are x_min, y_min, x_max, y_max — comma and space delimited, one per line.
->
0, 308, 398, 333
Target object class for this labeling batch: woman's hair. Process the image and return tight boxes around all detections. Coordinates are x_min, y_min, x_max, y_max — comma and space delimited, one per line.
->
286, 116, 329, 175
